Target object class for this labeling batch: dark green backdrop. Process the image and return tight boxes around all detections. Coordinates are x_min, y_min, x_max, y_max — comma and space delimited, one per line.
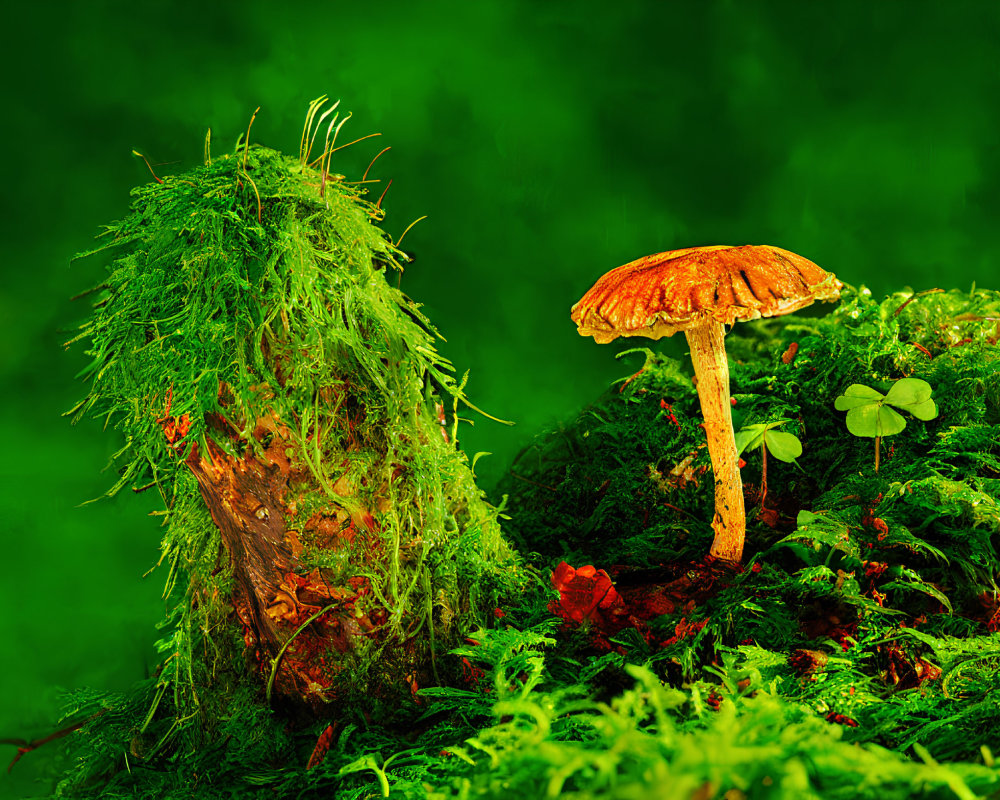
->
2, 1, 999, 794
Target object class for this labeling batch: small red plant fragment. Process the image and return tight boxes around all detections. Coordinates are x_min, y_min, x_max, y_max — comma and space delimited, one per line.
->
659, 399, 682, 430
306, 724, 336, 770
406, 671, 422, 703
461, 657, 485, 688
549, 562, 622, 623
660, 616, 709, 647
156, 386, 191, 448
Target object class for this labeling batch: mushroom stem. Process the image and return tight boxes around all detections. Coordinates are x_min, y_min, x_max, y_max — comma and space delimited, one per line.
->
685, 320, 745, 564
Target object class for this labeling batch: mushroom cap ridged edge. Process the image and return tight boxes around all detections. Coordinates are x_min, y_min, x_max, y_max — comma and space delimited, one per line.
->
571, 245, 843, 344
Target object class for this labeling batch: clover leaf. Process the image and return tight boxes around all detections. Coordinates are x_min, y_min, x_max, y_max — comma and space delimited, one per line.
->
735, 419, 804, 510
735, 419, 803, 464
833, 378, 938, 471
884, 378, 938, 420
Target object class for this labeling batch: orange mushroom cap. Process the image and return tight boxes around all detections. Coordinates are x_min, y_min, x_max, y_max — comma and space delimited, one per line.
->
571, 245, 843, 343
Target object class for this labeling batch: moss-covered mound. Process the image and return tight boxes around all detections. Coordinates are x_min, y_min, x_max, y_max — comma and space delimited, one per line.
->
500, 285, 1000, 613
60, 103, 522, 780
44, 259, 1000, 798
493, 284, 1000, 769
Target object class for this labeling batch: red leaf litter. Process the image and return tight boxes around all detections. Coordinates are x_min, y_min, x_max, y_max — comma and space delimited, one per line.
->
306, 724, 336, 769
549, 562, 623, 624
548, 559, 726, 650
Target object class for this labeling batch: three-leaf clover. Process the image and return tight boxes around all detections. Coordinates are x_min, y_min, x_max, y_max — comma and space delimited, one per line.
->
735, 419, 803, 506
834, 378, 938, 471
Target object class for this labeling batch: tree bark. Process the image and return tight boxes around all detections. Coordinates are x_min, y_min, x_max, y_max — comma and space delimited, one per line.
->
181, 413, 378, 709
185, 432, 295, 660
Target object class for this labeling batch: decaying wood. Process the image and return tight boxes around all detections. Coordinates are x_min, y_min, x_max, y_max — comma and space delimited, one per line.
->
174, 409, 382, 708
184, 430, 296, 659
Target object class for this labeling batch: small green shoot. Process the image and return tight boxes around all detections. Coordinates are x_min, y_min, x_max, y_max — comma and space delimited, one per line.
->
735, 419, 802, 507
834, 378, 938, 471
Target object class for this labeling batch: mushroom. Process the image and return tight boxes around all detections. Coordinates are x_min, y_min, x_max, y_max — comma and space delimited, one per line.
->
571, 245, 842, 565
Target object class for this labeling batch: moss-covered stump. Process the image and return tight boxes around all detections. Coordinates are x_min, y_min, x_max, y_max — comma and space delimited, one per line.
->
67, 107, 522, 727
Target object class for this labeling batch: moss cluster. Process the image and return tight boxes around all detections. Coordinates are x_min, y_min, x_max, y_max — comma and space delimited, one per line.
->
39, 106, 1000, 799
60, 106, 522, 786
501, 285, 1000, 586
495, 284, 1000, 773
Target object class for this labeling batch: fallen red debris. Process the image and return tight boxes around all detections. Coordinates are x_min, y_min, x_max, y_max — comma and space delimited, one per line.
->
461, 656, 486, 688
306, 724, 336, 770
549, 562, 623, 624
548, 559, 727, 650
659, 399, 682, 430
788, 648, 829, 677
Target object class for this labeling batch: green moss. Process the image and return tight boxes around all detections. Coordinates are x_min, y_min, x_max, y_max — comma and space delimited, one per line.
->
57, 105, 522, 794
45, 107, 1000, 799
492, 284, 1000, 787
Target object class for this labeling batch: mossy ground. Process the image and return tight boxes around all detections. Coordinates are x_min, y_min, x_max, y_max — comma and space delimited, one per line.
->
488, 284, 1000, 798
37, 286, 1000, 799
11, 107, 1000, 797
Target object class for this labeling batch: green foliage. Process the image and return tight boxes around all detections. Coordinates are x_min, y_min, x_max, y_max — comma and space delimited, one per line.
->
735, 419, 803, 464
835, 378, 938, 438
57, 626, 985, 800
424, 663, 1000, 800
498, 347, 715, 569
486, 283, 1000, 798
774, 510, 856, 558
39, 106, 1000, 798
52, 109, 524, 796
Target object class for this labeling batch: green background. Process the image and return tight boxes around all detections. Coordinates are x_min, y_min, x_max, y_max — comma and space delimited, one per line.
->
2, 1, 998, 794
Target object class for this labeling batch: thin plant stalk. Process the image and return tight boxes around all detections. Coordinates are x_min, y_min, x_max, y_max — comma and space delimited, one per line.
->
761, 440, 769, 508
